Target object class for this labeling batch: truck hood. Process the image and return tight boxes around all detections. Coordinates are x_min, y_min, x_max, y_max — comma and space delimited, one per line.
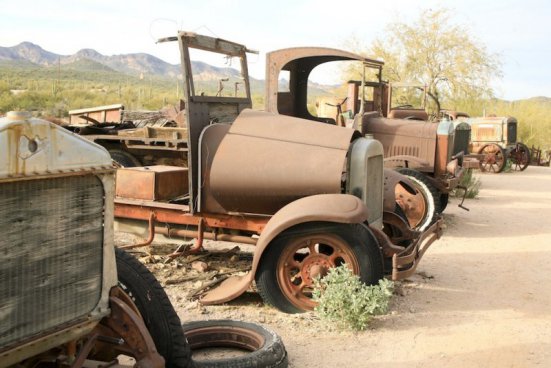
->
208, 109, 357, 215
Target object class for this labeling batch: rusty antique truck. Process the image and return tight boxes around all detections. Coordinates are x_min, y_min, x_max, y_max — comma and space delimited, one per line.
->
112, 32, 442, 314
263, 47, 474, 230
0, 112, 191, 367
466, 116, 530, 173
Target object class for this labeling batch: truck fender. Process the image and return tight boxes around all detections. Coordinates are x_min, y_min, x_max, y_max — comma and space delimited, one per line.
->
200, 194, 368, 305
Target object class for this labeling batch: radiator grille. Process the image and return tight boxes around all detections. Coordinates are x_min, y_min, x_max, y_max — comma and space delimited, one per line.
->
0, 175, 104, 347
366, 155, 383, 225
507, 122, 517, 144
453, 125, 471, 155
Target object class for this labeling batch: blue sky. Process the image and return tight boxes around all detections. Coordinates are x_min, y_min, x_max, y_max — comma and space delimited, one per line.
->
1, 0, 549, 100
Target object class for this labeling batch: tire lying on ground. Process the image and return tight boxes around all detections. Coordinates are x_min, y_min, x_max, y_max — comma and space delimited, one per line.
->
115, 248, 192, 368
182, 320, 288, 368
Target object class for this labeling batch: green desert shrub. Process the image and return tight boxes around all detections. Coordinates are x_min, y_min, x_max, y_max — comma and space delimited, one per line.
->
452, 168, 481, 199
312, 265, 394, 331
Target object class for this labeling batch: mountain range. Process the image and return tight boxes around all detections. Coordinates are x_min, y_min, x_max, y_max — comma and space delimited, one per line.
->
0, 41, 241, 80
0, 41, 339, 99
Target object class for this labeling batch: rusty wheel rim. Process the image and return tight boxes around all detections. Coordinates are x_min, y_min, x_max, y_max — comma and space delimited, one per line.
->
510, 144, 530, 171
395, 182, 427, 228
276, 233, 359, 311
480, 144, 505, 173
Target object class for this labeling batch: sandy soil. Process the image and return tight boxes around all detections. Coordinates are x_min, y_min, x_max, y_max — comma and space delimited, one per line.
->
124, 166, 551, 367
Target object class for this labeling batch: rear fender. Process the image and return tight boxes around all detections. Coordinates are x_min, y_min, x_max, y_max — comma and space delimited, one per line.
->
200, 194, 368, 305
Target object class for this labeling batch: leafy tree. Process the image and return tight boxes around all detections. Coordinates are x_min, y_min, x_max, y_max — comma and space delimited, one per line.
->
349, 8, 502, 114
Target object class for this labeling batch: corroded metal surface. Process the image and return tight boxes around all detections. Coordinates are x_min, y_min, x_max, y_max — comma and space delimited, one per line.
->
209, 109, 354, 215
265, 47, 383, 115
361, 113, 439, 172
395, 179, 427, 229
392, 217, 443, 280
114, 198, 269, 233
116, 165, 189, 201
90, 288, 165, 368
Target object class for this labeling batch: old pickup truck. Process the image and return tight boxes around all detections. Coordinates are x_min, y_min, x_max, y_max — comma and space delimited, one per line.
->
112, 32, 442, 314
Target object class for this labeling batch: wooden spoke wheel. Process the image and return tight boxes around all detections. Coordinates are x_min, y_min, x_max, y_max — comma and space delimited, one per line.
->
479, 144, 506, 173
509, 142, 530, 171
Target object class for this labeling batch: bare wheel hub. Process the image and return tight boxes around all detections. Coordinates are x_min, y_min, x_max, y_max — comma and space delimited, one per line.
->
300, 255, 331, 285
395, 183, 427, 228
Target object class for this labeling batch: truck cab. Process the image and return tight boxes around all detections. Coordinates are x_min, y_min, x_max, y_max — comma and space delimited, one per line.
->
264, 47, 472, 228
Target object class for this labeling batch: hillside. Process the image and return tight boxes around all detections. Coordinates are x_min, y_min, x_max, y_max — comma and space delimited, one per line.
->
0, 41, 336, 115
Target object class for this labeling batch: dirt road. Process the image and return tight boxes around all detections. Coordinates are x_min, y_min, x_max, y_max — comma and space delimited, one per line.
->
170, 166, 551, 367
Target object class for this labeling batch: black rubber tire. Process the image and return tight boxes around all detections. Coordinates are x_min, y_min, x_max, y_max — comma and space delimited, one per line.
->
255, 222, 384, 314
108, 149, 141, 167
396, 168, 441, 231
439, 193, 449, 212
182, 320, 288, 368
115, 248, 191, 368
388, 203, 414, 246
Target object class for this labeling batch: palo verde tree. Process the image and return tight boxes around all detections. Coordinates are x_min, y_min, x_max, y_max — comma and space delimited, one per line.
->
348, 8, 502, 114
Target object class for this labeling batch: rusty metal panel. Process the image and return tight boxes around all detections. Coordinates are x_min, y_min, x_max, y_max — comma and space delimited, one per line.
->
228, 109, 355, 150
362, 114, 438, 170
208, 110, 354, 215
116, 166, 188, 201
114, 199, 268, 233
435, 135, 450, 176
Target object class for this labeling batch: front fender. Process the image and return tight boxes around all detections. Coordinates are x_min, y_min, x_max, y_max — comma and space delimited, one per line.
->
200, 194, 368, 305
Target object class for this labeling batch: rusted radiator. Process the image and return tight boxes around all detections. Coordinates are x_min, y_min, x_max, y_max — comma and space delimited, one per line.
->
0, 175, 104, 347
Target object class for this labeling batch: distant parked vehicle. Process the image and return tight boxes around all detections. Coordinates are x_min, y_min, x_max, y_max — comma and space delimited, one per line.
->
466, 116, 530, 173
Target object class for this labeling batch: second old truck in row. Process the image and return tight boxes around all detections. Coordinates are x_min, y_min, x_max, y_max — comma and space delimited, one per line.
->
264, 47, 474, 230
113, 32, 443, 313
